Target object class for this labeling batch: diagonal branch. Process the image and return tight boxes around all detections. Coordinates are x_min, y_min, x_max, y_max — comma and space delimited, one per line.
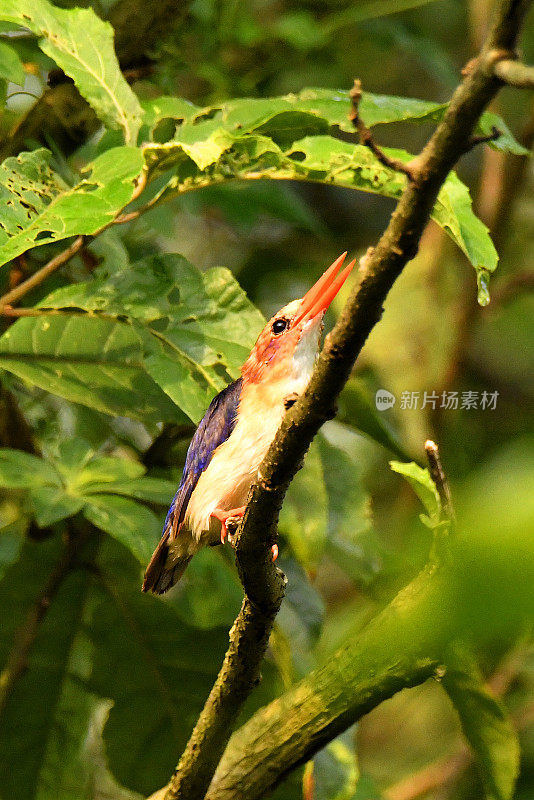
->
153, 2, 533, 799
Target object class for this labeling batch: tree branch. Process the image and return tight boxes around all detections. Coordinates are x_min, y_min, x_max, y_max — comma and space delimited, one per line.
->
494, 58, 534, 87
153, 2, 533, 798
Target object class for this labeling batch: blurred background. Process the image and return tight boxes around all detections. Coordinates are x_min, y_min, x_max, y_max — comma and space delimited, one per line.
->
0, 1, 533, 799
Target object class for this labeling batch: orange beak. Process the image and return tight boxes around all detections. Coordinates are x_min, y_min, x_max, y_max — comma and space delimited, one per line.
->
292, 252, 355, 328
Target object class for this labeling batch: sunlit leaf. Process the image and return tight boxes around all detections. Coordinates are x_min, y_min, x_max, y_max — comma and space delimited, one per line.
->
0, 147, 144, 268
0, 0, 142, 143
389, 460, 441, 528
0, 41, 25, 85
0, 254, 263, 423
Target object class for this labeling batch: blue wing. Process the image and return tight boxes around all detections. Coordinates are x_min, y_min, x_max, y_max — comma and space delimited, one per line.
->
142, 378, 242, 593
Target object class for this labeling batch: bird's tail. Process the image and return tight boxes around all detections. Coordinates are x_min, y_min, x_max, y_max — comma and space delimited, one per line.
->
142, 534, 191, 595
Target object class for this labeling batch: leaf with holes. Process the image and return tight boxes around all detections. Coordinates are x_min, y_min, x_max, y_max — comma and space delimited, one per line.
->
0, 147, 144, 268
142, 87, 527, 155
143, 130, 497, 279
0, 0, 142, 143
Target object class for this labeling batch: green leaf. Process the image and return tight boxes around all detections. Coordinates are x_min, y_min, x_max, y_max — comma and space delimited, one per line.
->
318, 433, 379, 584
0, 147, 144, 268
0, 535, 96, 800
443, 649, 520, 800
0, 41, 25, 84
86, 537, 229, 795
73, 454, 145, 488
82, 493, 161, 565
0, 0, 142, 143
173, 546, 243, 630
309, 727, 359, 800
142, 87, 525, 155
389, 460, 441, 528
275, 557, 325, 676
0, 447, 61, 488
145, 130, 496, 277
0, 311, 184, 423
30, 484, 85, 527
80, 475, 177, 504
337, 379, 409, 460
0, 253, 263, 423
433, 172, 499, 277
280, 440, 328, 569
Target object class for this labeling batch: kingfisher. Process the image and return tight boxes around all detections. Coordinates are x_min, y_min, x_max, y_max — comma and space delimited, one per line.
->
142, 253, 354, 594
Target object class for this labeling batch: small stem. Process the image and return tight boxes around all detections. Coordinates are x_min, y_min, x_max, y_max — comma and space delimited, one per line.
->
349, 79, 418, 181
0, 236, 84, 310
494, 58, 534, 87
425, 440, 455, 526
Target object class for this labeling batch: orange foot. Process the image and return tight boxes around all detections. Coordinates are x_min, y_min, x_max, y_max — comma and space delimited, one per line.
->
271, 543, 278, 561
211, 506, 246, 543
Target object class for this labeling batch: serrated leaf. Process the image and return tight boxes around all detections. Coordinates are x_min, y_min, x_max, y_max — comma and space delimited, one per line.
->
0, 535, 95, 800
0, 312, 185, 424
443, 650, 520, 800
86, 537, 229, 795
389, 460, 441, 526
0, 447, 61, 488
0, 253, 263, 423
0, 146, 144, 268
82, 493, 160, 565
0, 40, 25, 84
0, 0, 142, 143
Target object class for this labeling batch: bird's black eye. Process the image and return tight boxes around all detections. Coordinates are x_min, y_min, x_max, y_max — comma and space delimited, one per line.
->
272, 318, 289, 335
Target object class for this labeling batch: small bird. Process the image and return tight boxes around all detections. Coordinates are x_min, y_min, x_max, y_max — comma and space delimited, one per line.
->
142, 253, 354, 594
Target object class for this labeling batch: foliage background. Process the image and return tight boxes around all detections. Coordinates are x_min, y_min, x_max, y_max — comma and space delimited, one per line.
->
0, 1, 533, 799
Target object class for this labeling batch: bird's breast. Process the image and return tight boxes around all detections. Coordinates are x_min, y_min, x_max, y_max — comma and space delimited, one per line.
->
183, 379, 294, 540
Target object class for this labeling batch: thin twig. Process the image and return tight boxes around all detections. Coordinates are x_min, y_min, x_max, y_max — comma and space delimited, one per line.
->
0, 167, 149, 312
0, 235, 85, 310
425, 440, 456, 525
466, 124, 502, 151
349, 79, 418, 181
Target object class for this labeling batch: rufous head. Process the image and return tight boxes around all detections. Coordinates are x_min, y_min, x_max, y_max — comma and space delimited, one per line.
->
241, 252, 354, 384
